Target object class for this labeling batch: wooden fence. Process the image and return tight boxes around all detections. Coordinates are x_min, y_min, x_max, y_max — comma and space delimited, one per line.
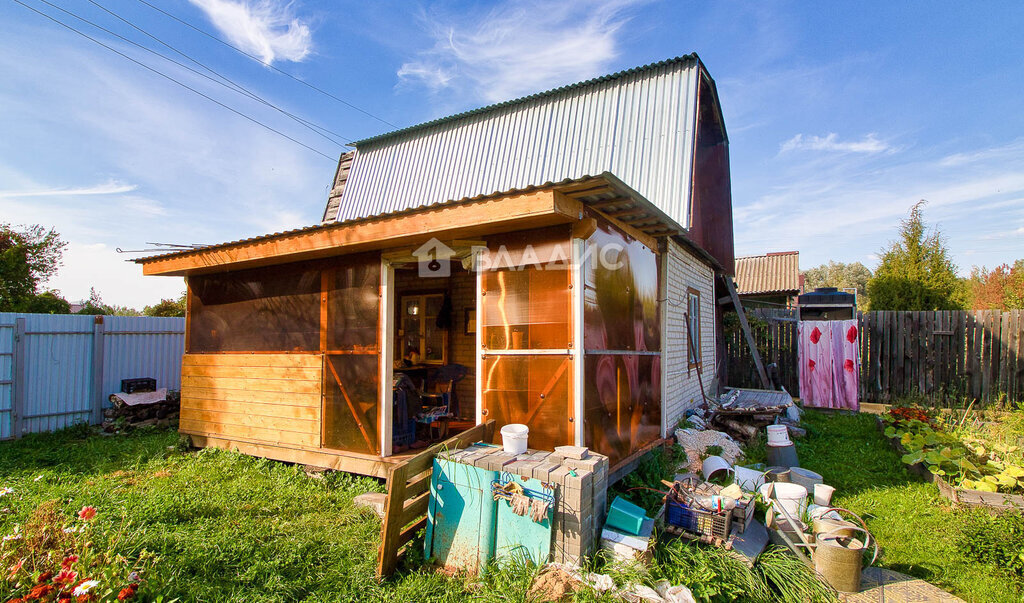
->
725, 310, 1024, 406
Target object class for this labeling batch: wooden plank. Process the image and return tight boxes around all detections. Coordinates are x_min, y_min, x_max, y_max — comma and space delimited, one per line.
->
377, 463, 408, 579
998, 311, 1010, 400
401, 491, 430, 526
141, 189, 582, 276
182, 364, 322, 381
398, 517, 429, 549
180, 386, 320, 407
189, 434, 394, 477
182, 374, 321, 394
180, 396, 320, 420
183, 353, 322, 368
724, 278, 770, 389
180, 419, 319, 448
180, 406, 317, 432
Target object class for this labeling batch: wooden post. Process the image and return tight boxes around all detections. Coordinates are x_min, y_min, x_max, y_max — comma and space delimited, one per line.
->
12, 318, 26, 439
90, 316, 106, 425
723, 277, 769, 389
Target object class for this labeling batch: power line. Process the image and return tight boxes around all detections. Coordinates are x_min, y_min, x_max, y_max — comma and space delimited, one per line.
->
83, 0, 351, 147
10, 0, 338, 162
134, 0, 399, 130
36, 0, 351, 148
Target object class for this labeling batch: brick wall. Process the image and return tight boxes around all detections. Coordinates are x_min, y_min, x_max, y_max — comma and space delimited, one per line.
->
662, 239, 716, 433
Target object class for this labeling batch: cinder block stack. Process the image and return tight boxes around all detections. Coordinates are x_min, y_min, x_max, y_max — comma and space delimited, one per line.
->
438, 443, 609, 566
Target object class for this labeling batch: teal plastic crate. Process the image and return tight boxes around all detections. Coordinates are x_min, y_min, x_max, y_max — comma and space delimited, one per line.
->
605, 496, 647, 535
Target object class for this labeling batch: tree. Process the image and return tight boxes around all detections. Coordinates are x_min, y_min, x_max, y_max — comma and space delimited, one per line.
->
0, 223, 66, 311
143, 292, 186, 317
74, 287, 141, 316
19, 290, 71, 314
867, 201, 968, 311
802, 261, 873, 307
968, 260, 1024, 310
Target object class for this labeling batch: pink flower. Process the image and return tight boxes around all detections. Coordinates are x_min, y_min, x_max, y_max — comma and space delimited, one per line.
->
77, 506, 97, 521
62, 555, 79, 569
53, 568, 78, 586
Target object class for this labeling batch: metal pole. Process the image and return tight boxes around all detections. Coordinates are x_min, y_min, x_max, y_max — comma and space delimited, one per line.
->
90, 316, 106, 425
12, 318, 26, 439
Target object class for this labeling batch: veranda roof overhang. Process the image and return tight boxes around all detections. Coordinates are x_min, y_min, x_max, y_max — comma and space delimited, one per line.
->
135, 173, 720, 276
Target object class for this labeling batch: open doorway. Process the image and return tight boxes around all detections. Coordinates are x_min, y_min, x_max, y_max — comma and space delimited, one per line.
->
388, 259, 477, 453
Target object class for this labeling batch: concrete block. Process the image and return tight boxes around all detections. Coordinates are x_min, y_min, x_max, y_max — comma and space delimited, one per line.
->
554, 445, 590, 460
353, 492, 386, 519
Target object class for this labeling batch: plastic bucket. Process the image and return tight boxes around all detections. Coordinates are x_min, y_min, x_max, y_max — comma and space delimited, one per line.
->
701, 456, 734, 482
766, 424, 791, 446
789, 467, 824, 491
759, 482, 808, 520
734, 466, 767, 492
814, 484, 836, 506
500, 423, 529, 454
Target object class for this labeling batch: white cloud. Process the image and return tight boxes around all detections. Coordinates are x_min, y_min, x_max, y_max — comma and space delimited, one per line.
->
0, 179, 136, 199
188, 0, 313, 64
398, 0, 645, 103
779, 132, 890, 154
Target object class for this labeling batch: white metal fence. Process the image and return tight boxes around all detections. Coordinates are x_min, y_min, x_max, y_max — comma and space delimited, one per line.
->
0, 313, 185, 439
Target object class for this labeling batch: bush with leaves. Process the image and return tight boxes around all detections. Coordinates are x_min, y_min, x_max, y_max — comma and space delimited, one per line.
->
958, 511, 1024, 581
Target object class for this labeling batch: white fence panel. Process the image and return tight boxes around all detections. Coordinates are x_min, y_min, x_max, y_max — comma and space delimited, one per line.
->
0, 313, 185, 439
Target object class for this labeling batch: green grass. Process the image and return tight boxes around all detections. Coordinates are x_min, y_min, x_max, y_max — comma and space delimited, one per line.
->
757, 409, 1022, 603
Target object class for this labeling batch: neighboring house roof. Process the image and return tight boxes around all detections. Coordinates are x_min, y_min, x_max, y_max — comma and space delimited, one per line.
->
321, 151, 354, 223
734, 251, 800, 296
330, 55, 709, 229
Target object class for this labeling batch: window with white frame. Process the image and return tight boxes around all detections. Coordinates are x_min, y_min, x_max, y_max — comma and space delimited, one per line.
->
687, 287, 701, 370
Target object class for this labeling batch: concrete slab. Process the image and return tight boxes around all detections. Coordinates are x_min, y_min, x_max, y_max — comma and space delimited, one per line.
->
353, 492, 386, 519
839, 567, 965, 603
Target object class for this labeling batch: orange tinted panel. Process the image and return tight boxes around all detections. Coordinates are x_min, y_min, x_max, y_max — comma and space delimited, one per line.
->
481, 354, 572, 451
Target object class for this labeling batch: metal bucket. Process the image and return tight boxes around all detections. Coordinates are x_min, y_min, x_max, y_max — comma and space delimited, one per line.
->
814, 528, 869, 593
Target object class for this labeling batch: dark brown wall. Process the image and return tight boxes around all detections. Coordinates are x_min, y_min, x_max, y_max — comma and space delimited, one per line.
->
689, 73, 735, 275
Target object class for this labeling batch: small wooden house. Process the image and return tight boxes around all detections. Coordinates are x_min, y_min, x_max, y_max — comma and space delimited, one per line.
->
136, 55, 734, 476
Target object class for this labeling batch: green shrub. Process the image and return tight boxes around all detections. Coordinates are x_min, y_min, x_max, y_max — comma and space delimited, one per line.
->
958, 511, 1024, 581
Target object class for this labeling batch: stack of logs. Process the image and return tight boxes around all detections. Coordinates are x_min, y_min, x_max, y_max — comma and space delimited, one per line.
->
102, 390, 180, 432
688, 389, 805, 444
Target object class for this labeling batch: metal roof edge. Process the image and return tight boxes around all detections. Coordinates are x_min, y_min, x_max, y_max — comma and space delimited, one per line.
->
352, 53, 700, 147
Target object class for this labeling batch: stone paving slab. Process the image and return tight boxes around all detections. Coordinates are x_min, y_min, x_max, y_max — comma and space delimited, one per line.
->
839, 567, 964, 603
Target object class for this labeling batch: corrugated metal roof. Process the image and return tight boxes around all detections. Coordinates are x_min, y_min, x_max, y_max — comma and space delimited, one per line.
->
336, 55, 702, 229
734, 251, 800, 295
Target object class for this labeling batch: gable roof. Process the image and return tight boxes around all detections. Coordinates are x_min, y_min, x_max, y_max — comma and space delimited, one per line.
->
734, 251, 801, 296
322, 150, 354, 223
351, 54, 700, 147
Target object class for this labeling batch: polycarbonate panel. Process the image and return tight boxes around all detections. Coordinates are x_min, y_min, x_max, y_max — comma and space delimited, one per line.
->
325, 258, 379, 351
481, 354, 572, 451
481, 268, 570, 350
583, 223, 660, 352
190, 264, 320, 352
323, 354, 380, 455
480, 227, 572, 351
583, 354, 661, 467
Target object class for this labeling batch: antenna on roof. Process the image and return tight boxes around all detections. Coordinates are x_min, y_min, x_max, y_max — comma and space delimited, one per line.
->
115, 242, 209, 254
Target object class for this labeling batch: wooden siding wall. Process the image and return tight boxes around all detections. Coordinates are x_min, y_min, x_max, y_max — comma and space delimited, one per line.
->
725, 310, 1024, 406
180, 354, 322, 448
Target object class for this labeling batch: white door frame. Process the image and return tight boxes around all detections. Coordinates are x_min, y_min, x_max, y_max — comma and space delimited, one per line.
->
379, 258, 395, 457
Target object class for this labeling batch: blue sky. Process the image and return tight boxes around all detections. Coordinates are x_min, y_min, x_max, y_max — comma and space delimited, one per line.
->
1, 0, 1022, 307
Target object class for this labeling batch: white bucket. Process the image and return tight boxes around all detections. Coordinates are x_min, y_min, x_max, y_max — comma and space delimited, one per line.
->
814, 484, 836, 506
759, 481, 808, 520
500, 423, 529, 454
734, 466, 766, 492
766, 424, 791, 446
701, 456, 734, 482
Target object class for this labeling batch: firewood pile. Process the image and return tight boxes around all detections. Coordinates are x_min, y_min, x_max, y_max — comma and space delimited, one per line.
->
685, 388, 803, 444
102, 388, 180, 432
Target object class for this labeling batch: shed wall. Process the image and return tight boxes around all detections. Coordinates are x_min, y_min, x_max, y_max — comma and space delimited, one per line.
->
663, 240, 716, 430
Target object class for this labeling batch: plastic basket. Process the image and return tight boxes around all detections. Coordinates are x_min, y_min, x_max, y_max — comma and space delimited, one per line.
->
665, 494, 732, 540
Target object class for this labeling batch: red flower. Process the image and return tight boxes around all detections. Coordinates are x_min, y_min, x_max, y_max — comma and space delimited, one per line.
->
844, 358, 855, 372
61, 555, 79, 569
76, 595, 95, 603
8, 560, 24, 579
809, 326, 822, 344
117, 584, 139, 601
808, 359, 816, 371
77, 506, 97, 521
36, 571, 54, 584
53, 568, 77, 586
28, 583, 55, 599
847, 325, 858, 343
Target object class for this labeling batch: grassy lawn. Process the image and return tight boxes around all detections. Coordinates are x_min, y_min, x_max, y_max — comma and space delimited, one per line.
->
743, 409, 1022, 603
2, 412, 1020, 602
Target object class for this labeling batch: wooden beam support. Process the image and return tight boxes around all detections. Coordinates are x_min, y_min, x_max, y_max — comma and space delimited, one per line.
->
141, 189, 582, 276
724, 277, 771, 389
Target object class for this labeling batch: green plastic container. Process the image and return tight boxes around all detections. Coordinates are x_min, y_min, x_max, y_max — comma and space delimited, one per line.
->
605, 496, 648, 535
